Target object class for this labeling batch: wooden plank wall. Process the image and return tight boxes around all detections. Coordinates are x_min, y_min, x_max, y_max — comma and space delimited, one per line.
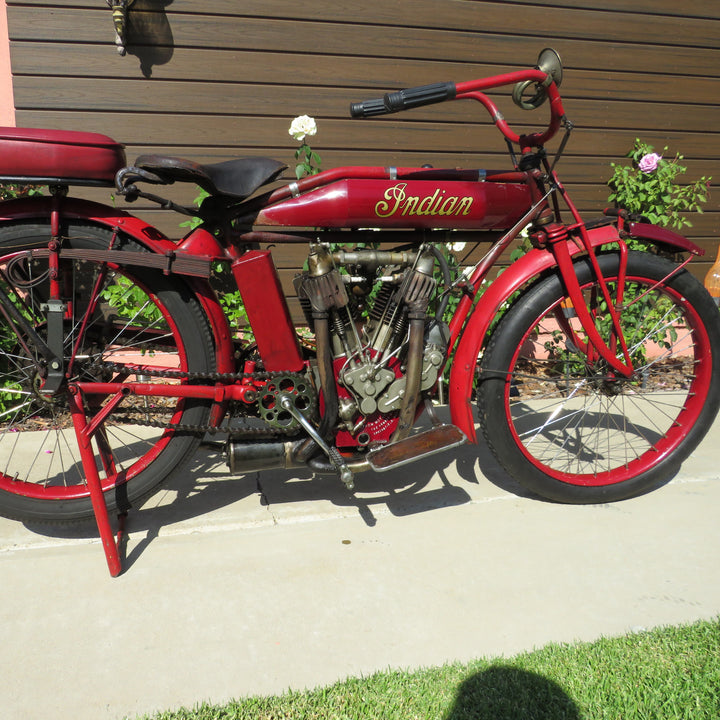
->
5, 0, 720, 290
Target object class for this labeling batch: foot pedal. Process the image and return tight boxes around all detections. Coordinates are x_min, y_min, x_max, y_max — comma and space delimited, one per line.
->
366, 424, 466, 472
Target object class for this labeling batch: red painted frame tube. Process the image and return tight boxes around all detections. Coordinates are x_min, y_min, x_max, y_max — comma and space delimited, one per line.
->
67, 387, 123, 577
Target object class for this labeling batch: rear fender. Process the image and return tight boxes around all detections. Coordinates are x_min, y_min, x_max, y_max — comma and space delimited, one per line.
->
448, 222, 703, 441
0, 196, 236, 375
0, 195, 179, 249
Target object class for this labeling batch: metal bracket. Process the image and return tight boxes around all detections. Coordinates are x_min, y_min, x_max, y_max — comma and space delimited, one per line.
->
39, 299, 66, 395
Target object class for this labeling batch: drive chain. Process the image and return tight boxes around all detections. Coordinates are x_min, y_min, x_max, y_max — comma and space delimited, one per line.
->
98, 361, 308, 437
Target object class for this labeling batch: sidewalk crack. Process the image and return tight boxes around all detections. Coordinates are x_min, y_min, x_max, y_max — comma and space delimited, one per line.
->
255, 473, 278, 524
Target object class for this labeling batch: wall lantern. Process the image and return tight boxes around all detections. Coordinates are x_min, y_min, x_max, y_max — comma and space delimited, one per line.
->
106, 0, 136, 56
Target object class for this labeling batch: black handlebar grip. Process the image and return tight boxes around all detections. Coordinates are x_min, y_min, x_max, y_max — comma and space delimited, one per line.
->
350, 81, 456, 118
383, 82, 456, 113
349, 98, 387, 118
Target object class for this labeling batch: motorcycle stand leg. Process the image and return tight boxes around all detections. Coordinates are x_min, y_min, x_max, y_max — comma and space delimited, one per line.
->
67, 385, 125, 577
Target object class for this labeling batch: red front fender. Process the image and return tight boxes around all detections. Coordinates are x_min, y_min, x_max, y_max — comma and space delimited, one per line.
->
448, 222, 703, 441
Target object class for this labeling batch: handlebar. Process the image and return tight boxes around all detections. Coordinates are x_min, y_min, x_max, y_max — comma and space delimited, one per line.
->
349, 49, 566, 150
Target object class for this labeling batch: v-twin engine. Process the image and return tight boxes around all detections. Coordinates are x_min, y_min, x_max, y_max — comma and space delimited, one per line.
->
294, 242, 449, 447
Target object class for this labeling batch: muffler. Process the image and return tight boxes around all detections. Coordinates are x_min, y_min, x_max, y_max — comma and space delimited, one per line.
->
226, 440, 305, 474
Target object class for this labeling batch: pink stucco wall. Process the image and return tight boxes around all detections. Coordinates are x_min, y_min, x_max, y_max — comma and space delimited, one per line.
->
0, 0, 15, 126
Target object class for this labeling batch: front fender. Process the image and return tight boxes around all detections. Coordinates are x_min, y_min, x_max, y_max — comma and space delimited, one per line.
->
627, 221, 704, 256
448, 222, 703, 441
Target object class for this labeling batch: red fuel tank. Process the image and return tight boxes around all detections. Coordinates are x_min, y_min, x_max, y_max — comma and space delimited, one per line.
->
257, 177, 531, 230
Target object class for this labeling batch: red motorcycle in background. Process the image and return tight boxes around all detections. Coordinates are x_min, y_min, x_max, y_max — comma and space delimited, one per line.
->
0, 49, 718, 575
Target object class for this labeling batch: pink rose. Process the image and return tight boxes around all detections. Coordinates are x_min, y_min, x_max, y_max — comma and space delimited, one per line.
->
638, 152, 662, 173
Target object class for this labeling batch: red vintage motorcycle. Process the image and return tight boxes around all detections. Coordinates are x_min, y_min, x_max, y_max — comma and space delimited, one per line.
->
0, 49, 718, 575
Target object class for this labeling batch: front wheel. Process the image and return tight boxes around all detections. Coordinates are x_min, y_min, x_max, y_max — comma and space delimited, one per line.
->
477, 251, 720, 503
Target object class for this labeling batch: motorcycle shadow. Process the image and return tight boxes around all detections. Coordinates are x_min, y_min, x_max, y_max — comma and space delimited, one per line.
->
22, 408, 532, 564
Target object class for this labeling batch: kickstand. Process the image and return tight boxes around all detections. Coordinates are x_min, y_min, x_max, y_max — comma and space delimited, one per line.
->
67, 386, 126, 577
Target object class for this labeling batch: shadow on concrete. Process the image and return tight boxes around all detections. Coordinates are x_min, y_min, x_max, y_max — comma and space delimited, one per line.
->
20, 407, 536, 568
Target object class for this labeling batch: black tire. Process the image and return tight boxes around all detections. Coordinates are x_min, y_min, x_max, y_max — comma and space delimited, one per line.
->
0, 221, 214, 522
477, 251, 720, 503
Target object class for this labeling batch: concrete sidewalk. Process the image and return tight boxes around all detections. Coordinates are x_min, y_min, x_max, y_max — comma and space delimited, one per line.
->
1, 412, 719, 720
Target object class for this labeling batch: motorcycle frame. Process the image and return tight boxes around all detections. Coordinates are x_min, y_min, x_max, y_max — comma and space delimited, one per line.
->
0, 189, 702, 442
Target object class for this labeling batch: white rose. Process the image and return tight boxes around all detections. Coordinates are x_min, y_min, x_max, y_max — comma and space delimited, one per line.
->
448, 241, 466, 253
289, 115, 318, 142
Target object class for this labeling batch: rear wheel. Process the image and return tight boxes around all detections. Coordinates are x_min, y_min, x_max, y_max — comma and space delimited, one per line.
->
0, 222, 214, 522
477, 251, 720, 503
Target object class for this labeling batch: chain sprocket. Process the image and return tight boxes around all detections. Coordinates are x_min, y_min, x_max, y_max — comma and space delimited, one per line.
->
257, 373, 317, 430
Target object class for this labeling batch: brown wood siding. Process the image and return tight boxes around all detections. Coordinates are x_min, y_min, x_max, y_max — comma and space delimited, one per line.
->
5, 0, 720, 289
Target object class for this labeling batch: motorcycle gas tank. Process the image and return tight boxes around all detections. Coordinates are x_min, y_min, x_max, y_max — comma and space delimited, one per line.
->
257, 178, 531, 230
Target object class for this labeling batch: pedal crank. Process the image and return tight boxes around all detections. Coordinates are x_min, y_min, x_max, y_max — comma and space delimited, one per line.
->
278, 394, 355, 490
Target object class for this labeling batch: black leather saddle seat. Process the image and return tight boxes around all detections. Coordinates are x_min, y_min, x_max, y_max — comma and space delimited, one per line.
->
133, 154, 287, 200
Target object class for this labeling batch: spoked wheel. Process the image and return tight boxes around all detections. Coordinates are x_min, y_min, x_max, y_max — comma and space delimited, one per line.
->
477, 251, 720, 503
0, 222, 214, 522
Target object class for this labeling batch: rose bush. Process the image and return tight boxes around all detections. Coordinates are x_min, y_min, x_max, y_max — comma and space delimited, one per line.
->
608, 139, 710, 229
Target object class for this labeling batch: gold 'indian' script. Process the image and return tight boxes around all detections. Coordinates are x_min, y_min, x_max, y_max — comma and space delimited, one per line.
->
374, 183, 474, 218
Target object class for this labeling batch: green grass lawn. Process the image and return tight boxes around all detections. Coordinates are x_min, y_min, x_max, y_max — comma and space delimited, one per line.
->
137, 618, 720, 720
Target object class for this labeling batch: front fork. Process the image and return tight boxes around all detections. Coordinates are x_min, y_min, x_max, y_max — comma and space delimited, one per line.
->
548, 228, 634, 377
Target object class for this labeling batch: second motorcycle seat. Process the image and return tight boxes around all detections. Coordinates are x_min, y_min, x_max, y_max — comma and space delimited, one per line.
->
133, 154, 287, 200
0, 127, 126, 185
